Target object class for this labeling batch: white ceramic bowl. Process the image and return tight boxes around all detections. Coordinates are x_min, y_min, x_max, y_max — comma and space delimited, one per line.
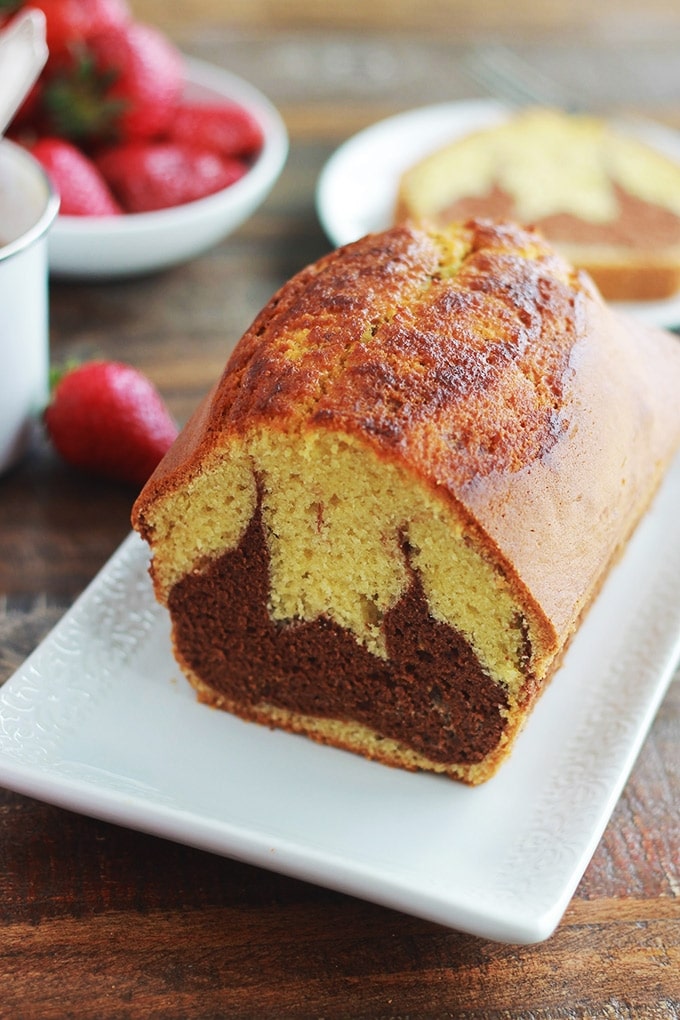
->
49, 58, 288, 279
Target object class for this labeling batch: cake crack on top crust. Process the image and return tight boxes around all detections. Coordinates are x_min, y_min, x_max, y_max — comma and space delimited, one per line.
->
232, 223, 583, 486
132, 219, 680, 783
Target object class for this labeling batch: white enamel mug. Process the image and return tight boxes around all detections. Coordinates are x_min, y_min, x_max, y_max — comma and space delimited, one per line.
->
0, 138, 59, 474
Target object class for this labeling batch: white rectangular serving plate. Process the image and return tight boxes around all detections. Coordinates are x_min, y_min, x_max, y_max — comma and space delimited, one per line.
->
2, 456, 680, 944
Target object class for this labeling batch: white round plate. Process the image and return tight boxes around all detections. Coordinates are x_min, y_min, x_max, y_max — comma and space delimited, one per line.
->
316, 100, 680, 329
49, 58, 289, 280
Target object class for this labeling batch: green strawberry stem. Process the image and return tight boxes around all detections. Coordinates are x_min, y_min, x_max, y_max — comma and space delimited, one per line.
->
48, 360, 82, 396
43, 53, 128, 145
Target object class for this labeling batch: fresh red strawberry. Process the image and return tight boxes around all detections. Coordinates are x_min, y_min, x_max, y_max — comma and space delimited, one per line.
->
41, 20, 184, 145
30, 137, 122, 215
96, 141, 248, 212
44, 361, 179, 486
87, 21, 184, 139
19, 0, 131, 66
169, 102, 264, 160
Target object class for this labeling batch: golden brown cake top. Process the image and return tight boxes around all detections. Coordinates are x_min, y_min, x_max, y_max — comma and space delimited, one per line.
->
155, 220, 590, 490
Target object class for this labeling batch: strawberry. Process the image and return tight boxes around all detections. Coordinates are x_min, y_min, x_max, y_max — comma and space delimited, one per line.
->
44, 361, 179, 486
96, 141, 248, 213
41, 20, 184, 146
169, 102, 264, 160
17, 0, 131, 67
30, 137, 122, 215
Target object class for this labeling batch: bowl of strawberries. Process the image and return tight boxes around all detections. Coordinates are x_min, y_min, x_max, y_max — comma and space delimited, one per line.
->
5, 1, 288, 278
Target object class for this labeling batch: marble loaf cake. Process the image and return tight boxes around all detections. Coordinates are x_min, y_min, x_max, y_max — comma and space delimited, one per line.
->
132, 220, 680, 784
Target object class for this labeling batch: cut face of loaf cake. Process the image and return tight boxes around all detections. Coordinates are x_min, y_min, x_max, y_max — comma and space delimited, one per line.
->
395, 107, 680, 302
132, 220, 680, 784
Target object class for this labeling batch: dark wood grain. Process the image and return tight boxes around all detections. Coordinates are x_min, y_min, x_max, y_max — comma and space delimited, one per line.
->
1, 5, 679, 1016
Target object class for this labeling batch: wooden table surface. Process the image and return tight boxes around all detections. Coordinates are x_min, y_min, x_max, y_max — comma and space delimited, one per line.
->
1, 2, 679, 1016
